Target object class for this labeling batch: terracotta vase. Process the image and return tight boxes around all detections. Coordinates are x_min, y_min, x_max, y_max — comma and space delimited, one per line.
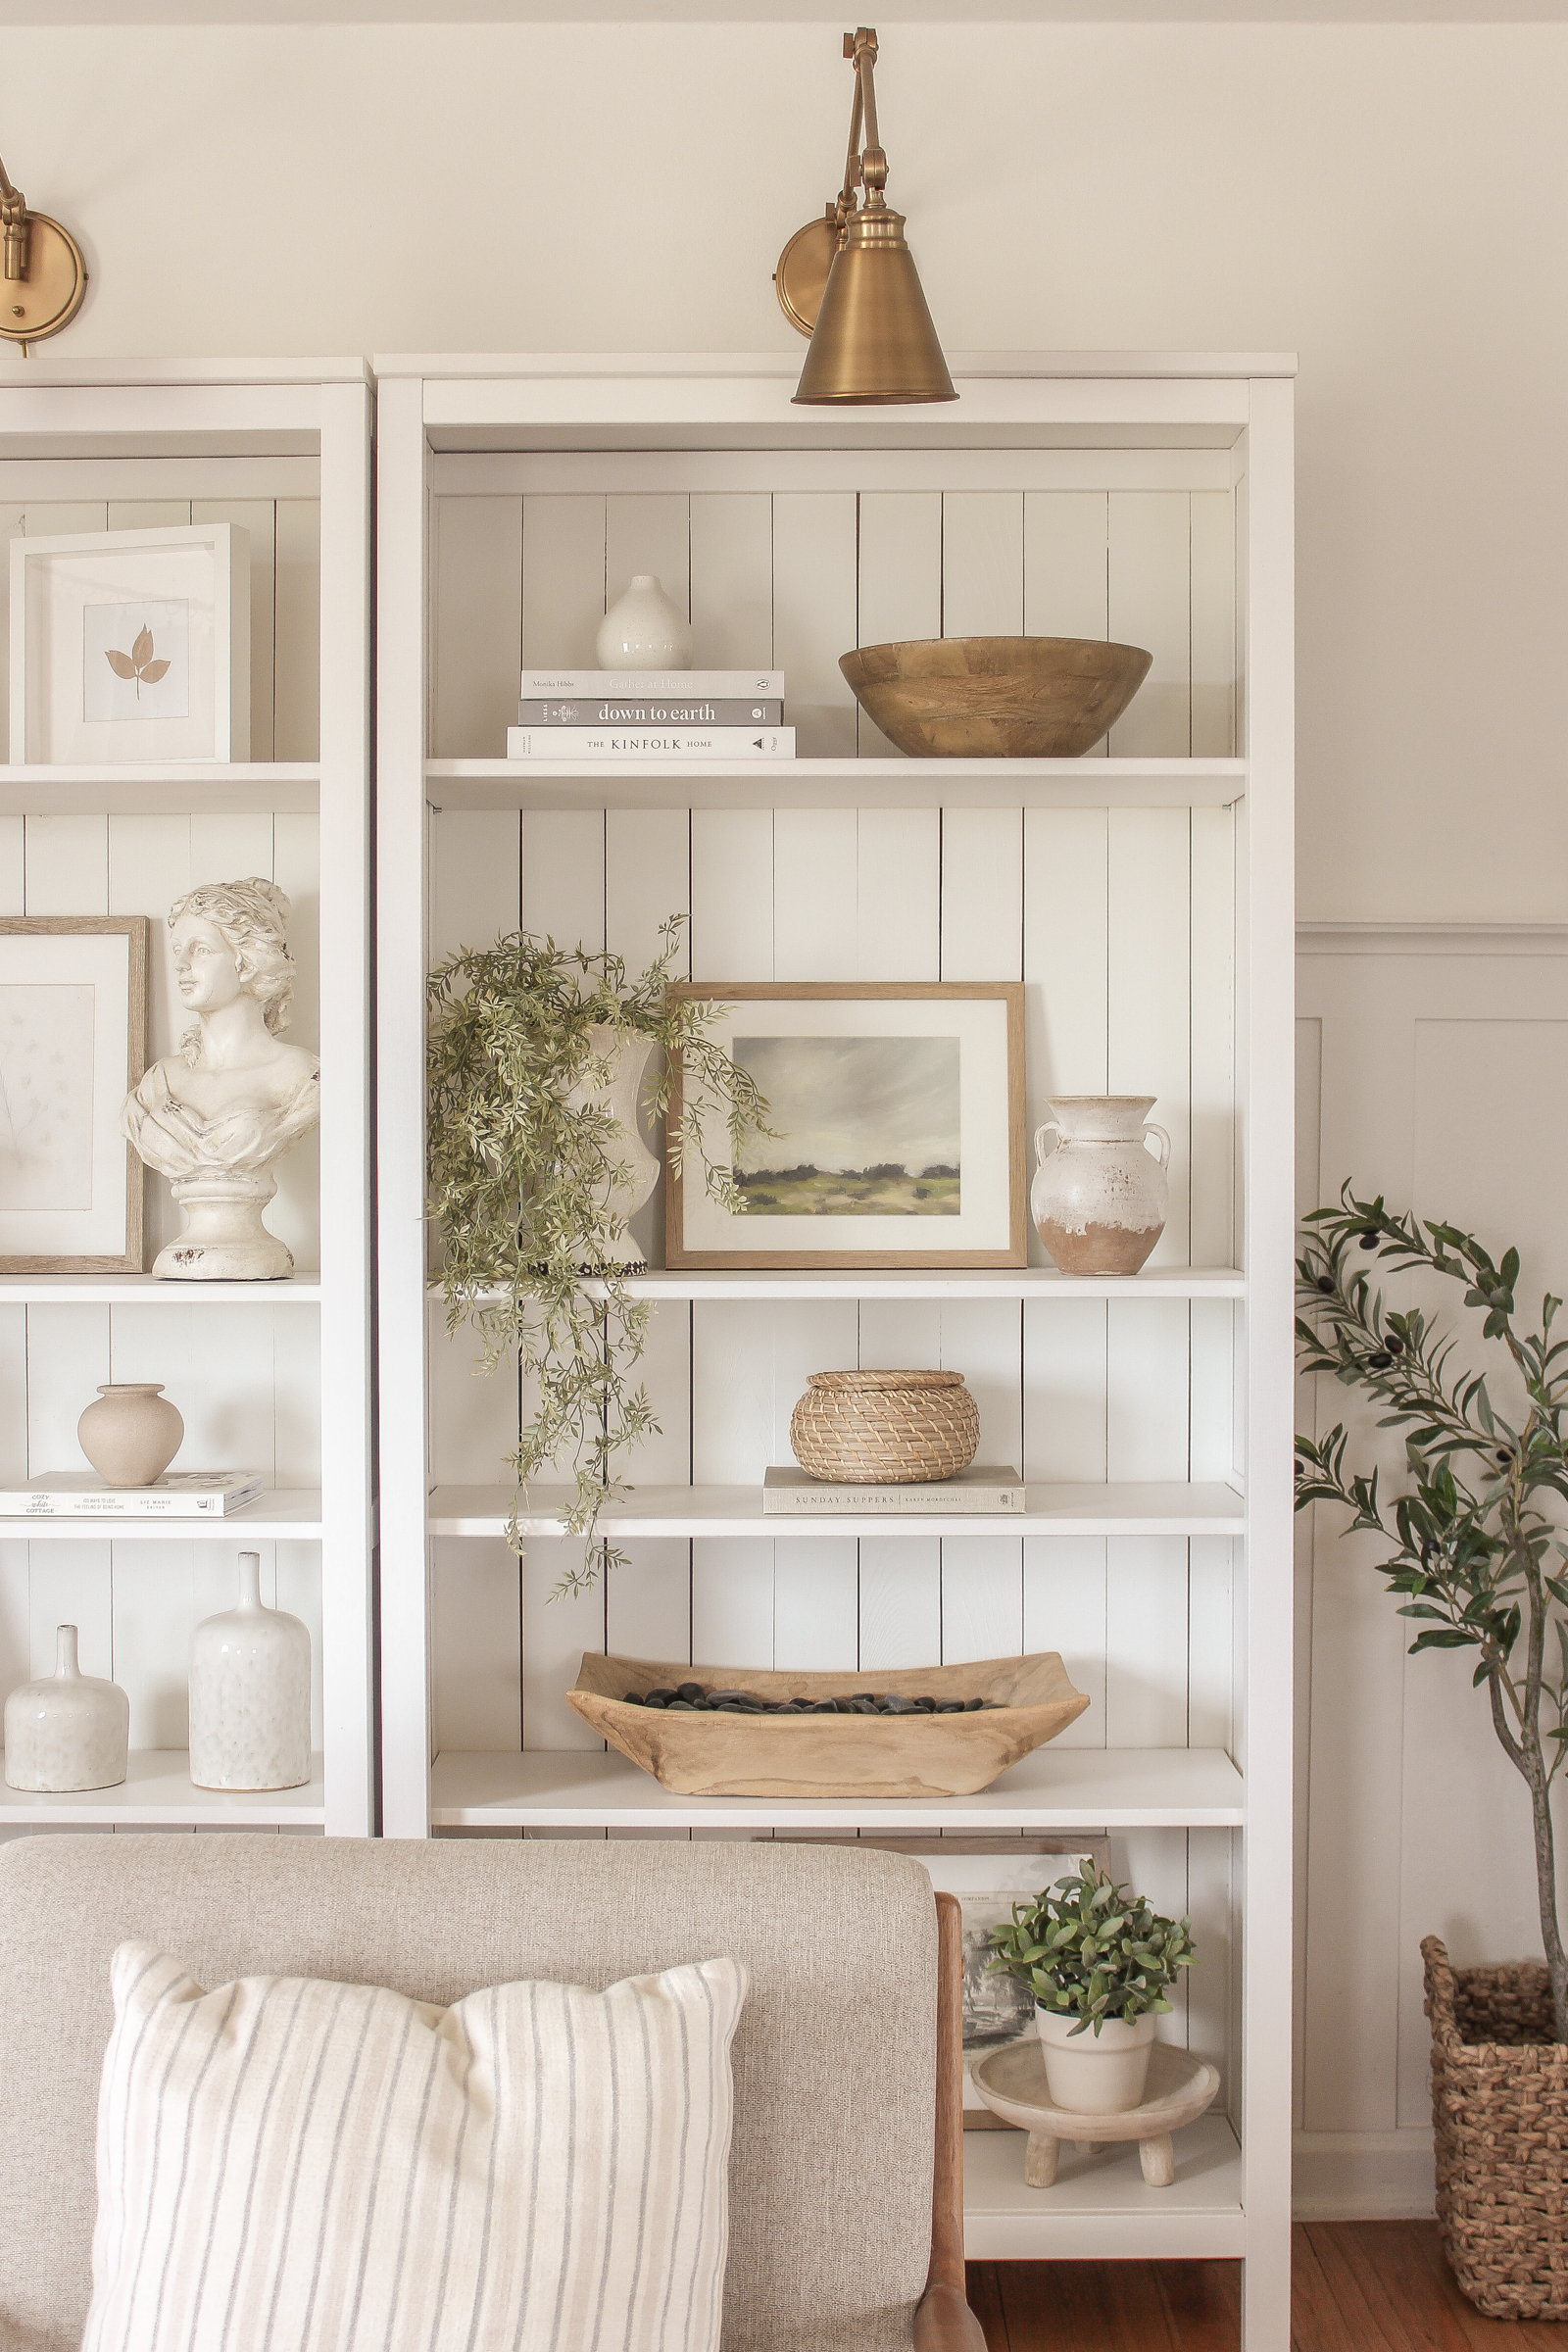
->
565, 1026, 661, 1266
77, 1383, 184, 1487
4, 1624, 129, 1791
1030, 1096, 1171, 1276
595, 573, 692, 670
188, 1551, 311, 1791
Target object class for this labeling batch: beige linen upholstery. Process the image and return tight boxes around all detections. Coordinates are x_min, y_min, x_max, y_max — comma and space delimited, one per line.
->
0, 1834, 937, 2352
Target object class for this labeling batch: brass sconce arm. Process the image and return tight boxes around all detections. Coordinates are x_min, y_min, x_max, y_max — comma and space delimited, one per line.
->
846, 27, 889, 207
0, 145, 86, 353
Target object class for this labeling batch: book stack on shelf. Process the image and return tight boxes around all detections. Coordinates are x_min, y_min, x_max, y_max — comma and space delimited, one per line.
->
761, 1466, 1025, 1516
507, 669, 794, 760
0, 1471, 265, 1519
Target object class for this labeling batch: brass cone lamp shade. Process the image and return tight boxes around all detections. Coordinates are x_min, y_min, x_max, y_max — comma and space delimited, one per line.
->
793, 205, 956, 407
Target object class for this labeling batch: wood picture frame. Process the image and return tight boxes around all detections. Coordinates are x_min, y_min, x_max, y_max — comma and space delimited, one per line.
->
0, 916, 149, 1272
665, 981, 1028, 1268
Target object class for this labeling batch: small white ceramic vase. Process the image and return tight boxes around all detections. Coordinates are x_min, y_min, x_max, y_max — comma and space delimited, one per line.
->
77, 1383, 184, 1487
4, 1625, 129, 1792
156, 1172, 294, 1281
188, 1550, 311, 1791
1036, 2007, 1156, 2115
1031, 1095, 1171, 1276
595, 574, 692, 671
565, 1025, 660, 1266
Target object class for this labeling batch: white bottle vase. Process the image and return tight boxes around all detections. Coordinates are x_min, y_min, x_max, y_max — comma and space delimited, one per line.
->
564, 1026, 661, 1266
4, 1625, 129, 1792
595, 574, 692, 671
77, 1382, 184, 1487
1030, 1095, 1172, 1276
188, 1550, 311, 1790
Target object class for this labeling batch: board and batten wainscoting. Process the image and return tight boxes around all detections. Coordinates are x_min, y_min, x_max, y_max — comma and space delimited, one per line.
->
1295, 921, 1568, 2220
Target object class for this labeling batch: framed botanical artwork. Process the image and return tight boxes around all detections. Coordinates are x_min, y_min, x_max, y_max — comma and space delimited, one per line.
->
9, 523, 251, 763
0, 918, 149, 1272
665, 981, 1027, 1268
769, 1834, 1110, 2123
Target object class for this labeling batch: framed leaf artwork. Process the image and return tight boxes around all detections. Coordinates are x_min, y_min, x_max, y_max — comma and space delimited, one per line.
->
8, 523, 250, 763
665, 981, 1028, 1268
0, 918, 149, 1272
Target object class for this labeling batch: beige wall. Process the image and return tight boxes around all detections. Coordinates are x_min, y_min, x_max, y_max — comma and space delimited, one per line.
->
8, 19, 1568, 920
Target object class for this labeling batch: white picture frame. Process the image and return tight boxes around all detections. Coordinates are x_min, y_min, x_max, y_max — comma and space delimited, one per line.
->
9, 523, 251, 764
0, 918, 149, 1272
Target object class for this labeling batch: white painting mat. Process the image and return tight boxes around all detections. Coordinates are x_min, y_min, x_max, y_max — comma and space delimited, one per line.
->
0, 931, 134, 1256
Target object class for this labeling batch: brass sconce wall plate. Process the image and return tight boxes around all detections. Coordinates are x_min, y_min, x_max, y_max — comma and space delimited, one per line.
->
775, 213, 840, 339
0, 156, 88, 357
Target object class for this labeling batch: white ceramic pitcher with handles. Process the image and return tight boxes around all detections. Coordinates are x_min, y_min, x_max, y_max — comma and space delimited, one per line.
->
1031, 1096, 1171, 1275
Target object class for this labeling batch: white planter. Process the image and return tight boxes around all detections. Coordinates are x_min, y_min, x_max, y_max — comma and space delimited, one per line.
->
1030, 1095, 1171, 1276
596, 573, 692, 671
1035, 2006, 1157, 2114
4, 1624, 129, 1791
77, 1382, 184, 1487
188, 1550, 311, 1790
564, 1026, 660, 1265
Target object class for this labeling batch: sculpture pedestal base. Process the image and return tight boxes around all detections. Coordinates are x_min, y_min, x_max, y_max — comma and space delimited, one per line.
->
154, 1175, 294, 1281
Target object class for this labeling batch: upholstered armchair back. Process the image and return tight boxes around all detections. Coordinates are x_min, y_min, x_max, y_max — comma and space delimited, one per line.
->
0, 1833, 937, 2352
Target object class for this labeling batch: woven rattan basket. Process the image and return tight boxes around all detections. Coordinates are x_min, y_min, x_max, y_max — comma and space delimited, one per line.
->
790, 1368, 980, 1484
1423, 1934, 1568, 2318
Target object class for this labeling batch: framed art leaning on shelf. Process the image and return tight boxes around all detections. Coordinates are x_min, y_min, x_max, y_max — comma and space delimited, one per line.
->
665, 980, 1027, 1268
0, 916, 148, 1272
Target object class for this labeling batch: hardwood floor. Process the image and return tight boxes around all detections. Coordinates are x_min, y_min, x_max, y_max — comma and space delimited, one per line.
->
966, 2223, 1566, 2350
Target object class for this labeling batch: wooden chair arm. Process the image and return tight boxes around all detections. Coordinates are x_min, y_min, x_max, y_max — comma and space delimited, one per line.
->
914, 2279, 989, 2350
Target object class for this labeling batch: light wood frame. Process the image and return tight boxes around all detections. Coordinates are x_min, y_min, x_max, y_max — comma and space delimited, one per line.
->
918, 1891, 988, 2351
665, 980, 1028, 1269
0, 914, 148, 1273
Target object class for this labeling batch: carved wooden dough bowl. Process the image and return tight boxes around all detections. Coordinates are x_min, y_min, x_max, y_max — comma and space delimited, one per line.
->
840, 636, 1153, 760
567, 1650, 1090, 1798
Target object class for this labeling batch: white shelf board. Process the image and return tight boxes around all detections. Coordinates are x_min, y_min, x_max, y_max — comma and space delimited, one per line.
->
0, 1749, 325, 1828
962, 2113, 1244, 2262
0, 763, 319, 817
428, 1481, 1244, 1541
0, 1273, 321, 1305
443, 1266, 1245, 1303
427, 1744, 1245, 1832
0, 1492, 323, 1541
425, 757, 1247, 814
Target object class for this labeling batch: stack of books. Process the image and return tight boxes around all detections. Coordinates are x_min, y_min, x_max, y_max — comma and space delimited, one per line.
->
507, 668, 794, 760
0, 1471, 266, 1518
761, 1465, 1026, 1516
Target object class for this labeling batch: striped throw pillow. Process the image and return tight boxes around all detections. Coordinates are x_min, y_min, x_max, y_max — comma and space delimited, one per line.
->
83, 1939, 748, 2352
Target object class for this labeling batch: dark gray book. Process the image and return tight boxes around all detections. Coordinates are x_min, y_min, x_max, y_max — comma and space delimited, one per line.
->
519, 698, 784, 728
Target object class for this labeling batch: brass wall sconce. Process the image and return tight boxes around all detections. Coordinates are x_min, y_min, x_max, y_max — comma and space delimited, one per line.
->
775, 26, 956, 407
0, 150, 87, 357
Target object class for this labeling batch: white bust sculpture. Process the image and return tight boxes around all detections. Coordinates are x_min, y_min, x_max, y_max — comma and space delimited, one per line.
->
122, 878, 319, 1280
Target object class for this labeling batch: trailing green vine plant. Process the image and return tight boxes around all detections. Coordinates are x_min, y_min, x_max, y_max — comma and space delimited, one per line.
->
1296, 1183, 1568, 2041
427, 915, 769, 1598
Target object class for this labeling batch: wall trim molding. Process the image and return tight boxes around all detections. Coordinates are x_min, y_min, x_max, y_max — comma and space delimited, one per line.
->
1298, 921, 1568, 957
1293, 2129, 1436, 2221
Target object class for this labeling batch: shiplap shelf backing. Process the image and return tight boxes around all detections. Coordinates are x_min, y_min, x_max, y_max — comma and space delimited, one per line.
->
0, 364, 374, 1839
376, 356, 1293, 2331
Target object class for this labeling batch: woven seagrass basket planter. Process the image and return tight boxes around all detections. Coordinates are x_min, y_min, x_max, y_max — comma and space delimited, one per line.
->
790, 1369, 981, 1484
1423, 1934, 1568, 2319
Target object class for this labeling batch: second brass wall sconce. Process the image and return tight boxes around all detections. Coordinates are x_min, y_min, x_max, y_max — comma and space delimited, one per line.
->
0, 148, 86, 357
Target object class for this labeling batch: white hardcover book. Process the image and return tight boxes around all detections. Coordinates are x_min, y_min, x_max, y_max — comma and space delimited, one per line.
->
761, 1465, 1026, 1516
520, 668, 784, 699
507, 726, 795, 760
0, 1471, 267, 1518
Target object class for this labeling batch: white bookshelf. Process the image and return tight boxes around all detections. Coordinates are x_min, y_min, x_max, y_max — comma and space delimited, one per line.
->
374, 353, 1294, 2335
0, 362, 374, 1838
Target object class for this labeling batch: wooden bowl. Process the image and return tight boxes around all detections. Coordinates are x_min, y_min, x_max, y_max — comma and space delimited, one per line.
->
840, 636, 1152, 760
567, 1650, 1090, 1798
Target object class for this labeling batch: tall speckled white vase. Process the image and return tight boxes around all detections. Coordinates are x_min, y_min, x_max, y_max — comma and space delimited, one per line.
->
188, 1550, 311, 1790
4, 1625, 129, 1792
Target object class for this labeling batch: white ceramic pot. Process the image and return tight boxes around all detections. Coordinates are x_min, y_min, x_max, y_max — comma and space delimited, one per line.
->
4, 1625, 129, 1791
77, 1383, 184, 1487
1035, 2006, 1156, 2114
1031, 1095, 1171, 1275
596, 574, 692, 671
564, 1025, 661, 1266
188, 1551, 311, 1790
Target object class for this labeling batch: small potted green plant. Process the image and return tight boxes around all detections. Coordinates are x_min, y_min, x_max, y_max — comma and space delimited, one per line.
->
987, 1861, 1195, 2114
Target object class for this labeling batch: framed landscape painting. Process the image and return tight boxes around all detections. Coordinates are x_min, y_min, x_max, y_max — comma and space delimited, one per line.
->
665, 982, 1026, 1268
